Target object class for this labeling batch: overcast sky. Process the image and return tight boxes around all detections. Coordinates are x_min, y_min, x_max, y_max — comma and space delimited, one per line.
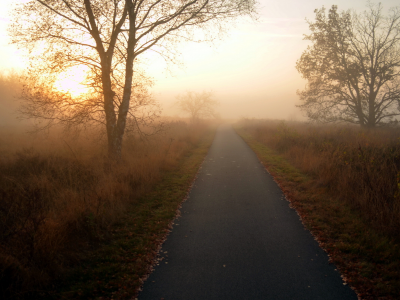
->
1, 0, 399, 120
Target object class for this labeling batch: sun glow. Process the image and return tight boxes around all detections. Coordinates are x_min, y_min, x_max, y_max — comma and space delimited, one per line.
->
54, 65, 89, 98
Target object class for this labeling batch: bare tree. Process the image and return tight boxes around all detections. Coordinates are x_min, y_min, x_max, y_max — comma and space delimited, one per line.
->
296, 3, 400, 127
18, 68, 161, 136
176, 91, 219, 121
9, 0, 257, 159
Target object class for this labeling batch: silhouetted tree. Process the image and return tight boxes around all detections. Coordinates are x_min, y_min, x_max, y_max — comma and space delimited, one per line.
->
18, 69, 160, 137
296, 3, 400, 127
176, 91, 219, 121
9, 0, 256, 158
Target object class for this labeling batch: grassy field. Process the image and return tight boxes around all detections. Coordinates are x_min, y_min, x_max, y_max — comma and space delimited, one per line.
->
236, 119, 400, 300
0, 121, 215, 299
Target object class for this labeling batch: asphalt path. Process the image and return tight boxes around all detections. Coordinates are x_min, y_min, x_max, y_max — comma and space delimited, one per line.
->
139, 125, 357, 300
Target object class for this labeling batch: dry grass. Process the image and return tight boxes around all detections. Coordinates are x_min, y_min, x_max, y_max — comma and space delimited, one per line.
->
236, 119, 400, 299
238, 119, 400, 238
0, 120, 210, 299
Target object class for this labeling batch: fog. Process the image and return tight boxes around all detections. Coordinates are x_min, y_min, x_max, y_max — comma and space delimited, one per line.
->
0, 0, 399, 122
0, 72, 23, 127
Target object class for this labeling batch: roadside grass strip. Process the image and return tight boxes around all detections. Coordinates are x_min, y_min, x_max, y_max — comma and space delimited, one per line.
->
48, 130, 215, 300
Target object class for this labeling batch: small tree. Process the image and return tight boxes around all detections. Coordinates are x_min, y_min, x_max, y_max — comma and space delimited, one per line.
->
296, 3, 400, 127
176, 91, 219, 121
9, 0, 257, 159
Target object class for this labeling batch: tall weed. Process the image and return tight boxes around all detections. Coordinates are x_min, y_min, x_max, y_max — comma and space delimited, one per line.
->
238, 119, 400, 239
0, 120, 208, 299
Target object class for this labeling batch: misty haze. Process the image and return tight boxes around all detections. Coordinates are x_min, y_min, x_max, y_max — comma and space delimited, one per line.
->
0, 0, 399, 299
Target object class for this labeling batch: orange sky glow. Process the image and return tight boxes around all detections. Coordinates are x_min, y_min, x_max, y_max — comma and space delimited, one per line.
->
53, 65, 90, 97
1, 0, 399, 120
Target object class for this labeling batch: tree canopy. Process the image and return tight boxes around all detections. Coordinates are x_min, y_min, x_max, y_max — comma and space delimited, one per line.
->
296, 3, 400, 127
9, 0, 257, 158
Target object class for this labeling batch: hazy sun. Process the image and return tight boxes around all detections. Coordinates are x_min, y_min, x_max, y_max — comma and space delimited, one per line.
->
54, 65, 89, 97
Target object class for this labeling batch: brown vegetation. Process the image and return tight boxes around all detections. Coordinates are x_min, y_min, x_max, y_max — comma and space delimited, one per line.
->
0, 120, 210, 299
236, 119, 400, 299
238, 119, 400, 237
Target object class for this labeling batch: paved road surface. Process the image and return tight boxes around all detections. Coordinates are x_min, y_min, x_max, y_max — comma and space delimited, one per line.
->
139, 125, 357, 300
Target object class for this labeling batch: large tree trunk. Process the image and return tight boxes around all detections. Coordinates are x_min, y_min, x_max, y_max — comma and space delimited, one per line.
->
99, 44, 134, 160
101, 60, 120, 159
106, 1, 136, 160
355, 97, 366, 127
367, 89, 377, 128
